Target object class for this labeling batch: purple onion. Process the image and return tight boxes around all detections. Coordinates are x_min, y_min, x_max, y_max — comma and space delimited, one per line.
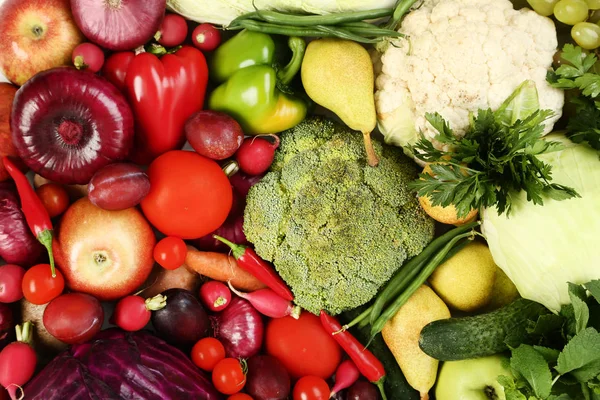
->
11, 67, 134, 185
70, 0, 166, 51
212, 297, 263, 359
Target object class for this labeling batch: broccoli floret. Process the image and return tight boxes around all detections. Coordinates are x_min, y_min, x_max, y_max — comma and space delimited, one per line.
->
244, 117, 435, 315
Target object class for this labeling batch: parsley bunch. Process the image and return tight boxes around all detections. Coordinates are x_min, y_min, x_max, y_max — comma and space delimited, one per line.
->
499, 281, 600, 400
408, 84, 579, 218
547, 44, 600, 151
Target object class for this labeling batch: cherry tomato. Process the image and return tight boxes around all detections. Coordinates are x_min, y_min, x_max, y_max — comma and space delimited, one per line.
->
293, 376, 330, 400
153, 236, 187, 270
212, 358, 247, 395
141, 151, 233, 239
227, 394, 253, 400
0, 264, 26, 303
36, 183, 70, 218
43, 292, 103, 344
157, 14, 188, 47
192, 24, 221, 52
192, 337, 226, 371
102, 51, 135, 92
266, 313, 342, 379
21, 264, 64, 305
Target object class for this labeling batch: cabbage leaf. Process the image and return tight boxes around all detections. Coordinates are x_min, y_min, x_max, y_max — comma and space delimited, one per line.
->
482, 135, 600, 312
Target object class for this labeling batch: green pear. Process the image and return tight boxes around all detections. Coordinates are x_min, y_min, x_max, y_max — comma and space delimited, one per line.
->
435, 355, 513, 400
301, 38, 379, 166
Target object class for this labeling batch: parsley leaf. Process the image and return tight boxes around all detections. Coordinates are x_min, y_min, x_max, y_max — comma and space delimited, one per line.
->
408, 96, 578, 218
556, 327, 600, 382
511, 345, 553, 398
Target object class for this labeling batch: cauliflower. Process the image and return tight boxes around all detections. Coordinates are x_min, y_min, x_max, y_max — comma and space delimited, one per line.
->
375, 0, 564, 153
244, 117, 435, 315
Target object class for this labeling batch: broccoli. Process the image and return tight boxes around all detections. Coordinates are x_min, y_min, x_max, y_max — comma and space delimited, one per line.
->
244, 117, 435, 315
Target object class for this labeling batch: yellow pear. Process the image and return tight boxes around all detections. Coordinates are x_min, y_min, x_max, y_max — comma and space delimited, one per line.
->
484, 267, 520, 311
382, 285, 450, 400
301, 38, 379, 166
429, 241, 498, 312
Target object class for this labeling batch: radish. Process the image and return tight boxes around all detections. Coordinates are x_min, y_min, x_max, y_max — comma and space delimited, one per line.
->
235, 135, 280, 176
330, 359, 361, 398
227, 282, 300, 319
199, 281, 231, 312
0, 322, 37, 400
113, 294, 167, 332
72, 43, 105, 73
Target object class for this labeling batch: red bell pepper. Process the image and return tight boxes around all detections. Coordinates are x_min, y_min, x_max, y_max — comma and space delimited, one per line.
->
110, 46, 208, 164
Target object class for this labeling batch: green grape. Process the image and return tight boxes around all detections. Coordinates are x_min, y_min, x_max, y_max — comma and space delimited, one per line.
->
554, 0, 590, 25
572, 22, 600, 49
528, 0, 560, 16
586, 0, 600, 9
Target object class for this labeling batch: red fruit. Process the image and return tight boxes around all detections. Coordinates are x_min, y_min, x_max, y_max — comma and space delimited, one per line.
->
191, 337, 226, 371
192, 24, 221, 52
185, 110, 244, 160
0, 84, 25, 182
235, 135, 280, 176
88, 163, 150, 211
102, 52, 135, 92
21, 264, 64, 305
156, 14, 188, 47
72, 42, 105, 73
0, 265, 25, 303
199, 281, 231, 312
113, 294, 166, 332
55, 198, 155, 301
43, 292, 103, 344
36, 183, 70, 218
153, 236, 187, 270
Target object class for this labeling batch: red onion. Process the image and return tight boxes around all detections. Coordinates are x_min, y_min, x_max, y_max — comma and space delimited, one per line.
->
70, 0, 166, 51
11, 68, 134, 185
229, 171, 265, 198
211, 297, 263, 359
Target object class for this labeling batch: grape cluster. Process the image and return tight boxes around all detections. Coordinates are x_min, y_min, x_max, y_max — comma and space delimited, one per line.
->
528, 0, 600, 49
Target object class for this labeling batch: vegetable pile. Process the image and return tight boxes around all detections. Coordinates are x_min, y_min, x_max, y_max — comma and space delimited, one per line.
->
0, 0, 598, 399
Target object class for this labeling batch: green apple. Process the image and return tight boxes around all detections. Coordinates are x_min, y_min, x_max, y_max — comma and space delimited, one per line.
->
435, 355, 513, 400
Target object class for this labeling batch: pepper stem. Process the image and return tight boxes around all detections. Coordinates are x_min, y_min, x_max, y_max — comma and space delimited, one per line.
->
145, 294, 167, 311
38, 229, 56, 278
15, 322, 33, 344
213, 235, 247, 260
277, 37, 306, 86
375, 378, 388, 400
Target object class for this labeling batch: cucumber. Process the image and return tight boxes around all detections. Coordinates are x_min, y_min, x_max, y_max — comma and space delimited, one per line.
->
418, 298, 548, 361
342, 307, 420, 400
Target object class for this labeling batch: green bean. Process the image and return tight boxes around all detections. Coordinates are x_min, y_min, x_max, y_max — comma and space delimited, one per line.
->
370, 231, 477, 338
386, 0, 420, 30
230, 8, 394, 27
340, 23, 405, 38
314, 25, 382, 43
368, 221, 479, 325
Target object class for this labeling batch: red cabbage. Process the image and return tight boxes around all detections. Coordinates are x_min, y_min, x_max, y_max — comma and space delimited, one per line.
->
24, 329, 222, 400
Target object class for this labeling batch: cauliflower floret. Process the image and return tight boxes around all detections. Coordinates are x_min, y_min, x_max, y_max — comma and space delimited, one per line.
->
375, 0, 564, 152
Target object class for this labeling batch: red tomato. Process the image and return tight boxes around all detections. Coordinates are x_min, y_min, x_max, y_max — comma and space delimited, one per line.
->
266, 313, 342, 379
36, 183, 70, 218
212, 358, 246, 395
293, 376, 330, 400
141, 151, 232, 239
21, 264, 65, 305
227, 394, 253, 400
153, 236, 187, 270
191, 337, 226, 371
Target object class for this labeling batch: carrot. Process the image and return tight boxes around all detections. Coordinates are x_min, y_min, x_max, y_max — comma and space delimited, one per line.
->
185, 246, 267, 291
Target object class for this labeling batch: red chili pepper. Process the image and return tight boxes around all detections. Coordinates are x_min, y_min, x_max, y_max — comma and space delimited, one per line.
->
121, 45, 209, 164
2, 157, 56, 277
319, 310, 387, 400
213, 235, 294, 301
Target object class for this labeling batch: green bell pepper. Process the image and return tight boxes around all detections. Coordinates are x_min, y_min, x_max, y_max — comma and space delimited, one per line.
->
208, 30, 307, 135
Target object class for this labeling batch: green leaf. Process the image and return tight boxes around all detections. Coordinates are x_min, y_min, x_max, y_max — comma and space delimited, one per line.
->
529, 314, 565, 336
534, 346, 561, 364
576, 74, 600, 98
548, 395, 572, 400
569, 283, 590, 334
511, 345, 553, 398
585, 281, 600, 304
556, 328, 600, 382
558, 44, 585, 69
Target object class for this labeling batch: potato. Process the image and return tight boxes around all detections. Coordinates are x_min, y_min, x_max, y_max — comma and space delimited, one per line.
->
139, 264, 202, 298
19, 299, 68, 365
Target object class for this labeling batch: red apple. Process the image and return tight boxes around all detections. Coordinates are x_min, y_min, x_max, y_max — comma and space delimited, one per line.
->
54, 197, 156, 301
0, 83, 26, 181
0, 0, 84, 86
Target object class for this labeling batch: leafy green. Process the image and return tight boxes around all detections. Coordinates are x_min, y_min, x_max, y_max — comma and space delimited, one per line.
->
498, 282, 600, 399
547, 44, 600, 150
408, 81, 578, 218
585, 281, 600, 303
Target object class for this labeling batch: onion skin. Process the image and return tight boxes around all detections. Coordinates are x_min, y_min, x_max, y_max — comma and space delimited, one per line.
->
0, 182, 43, 266
11, 67, 135, 185
212, 297, 264, 359
70, 0, 166, 51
